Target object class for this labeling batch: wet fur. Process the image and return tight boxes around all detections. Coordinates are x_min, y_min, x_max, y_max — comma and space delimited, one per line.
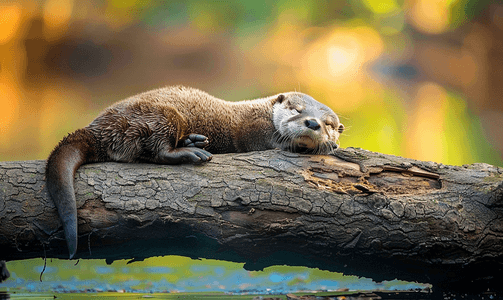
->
45, 86, 343, 258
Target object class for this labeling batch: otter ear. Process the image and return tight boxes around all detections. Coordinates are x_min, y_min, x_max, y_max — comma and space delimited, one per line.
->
276, 94, 286, 103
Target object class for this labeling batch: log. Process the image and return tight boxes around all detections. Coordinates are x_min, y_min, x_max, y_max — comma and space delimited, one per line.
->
1, 148, 502, 291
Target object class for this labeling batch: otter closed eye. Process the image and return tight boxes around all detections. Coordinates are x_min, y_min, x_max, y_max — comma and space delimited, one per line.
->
46, 86, 344, 259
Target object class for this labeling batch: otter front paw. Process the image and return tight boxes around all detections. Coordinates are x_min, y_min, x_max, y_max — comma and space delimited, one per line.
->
159, 147, 213, 164
182, 134, 209, 148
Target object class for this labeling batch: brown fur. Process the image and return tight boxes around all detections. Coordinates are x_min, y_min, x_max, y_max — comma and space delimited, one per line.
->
86, 86, 279, 159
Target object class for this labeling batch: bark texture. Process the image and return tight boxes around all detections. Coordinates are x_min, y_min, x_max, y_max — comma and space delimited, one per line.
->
1, 148, 502, 290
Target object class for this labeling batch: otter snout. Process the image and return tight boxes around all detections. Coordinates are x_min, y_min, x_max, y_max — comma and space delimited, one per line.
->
304, 119, 321, 130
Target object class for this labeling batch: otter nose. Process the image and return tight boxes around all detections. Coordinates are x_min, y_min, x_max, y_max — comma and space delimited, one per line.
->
304, 119, 321, 130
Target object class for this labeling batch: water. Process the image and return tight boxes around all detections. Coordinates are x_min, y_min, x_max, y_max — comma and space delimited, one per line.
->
3, 290, 501, 299
3, 292, 286, 300
2, 258, 429, 295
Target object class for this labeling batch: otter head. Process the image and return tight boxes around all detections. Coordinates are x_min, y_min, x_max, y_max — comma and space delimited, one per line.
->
272, 93, 344, 154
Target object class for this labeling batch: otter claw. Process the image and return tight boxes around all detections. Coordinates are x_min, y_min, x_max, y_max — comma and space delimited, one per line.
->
183, 134, 209, 148
188, 134, 208, 141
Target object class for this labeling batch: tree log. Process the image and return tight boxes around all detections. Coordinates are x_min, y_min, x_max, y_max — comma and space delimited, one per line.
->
1, 148, 502, 291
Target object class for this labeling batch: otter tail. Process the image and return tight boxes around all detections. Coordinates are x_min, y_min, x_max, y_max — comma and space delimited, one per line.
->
45, 128, 99, 259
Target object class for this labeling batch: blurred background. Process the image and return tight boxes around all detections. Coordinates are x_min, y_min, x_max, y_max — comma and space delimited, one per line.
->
1, 0, 502, 294
1, 0, 503, 166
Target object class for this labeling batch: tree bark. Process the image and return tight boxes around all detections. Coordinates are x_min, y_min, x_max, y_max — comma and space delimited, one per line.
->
1, 148, 502, 291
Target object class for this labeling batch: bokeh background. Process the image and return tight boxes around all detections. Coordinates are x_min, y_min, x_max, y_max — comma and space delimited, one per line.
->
1, 0, 502, 294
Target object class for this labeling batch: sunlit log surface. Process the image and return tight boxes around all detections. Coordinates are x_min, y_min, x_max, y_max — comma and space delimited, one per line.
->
1, 148, 502, 291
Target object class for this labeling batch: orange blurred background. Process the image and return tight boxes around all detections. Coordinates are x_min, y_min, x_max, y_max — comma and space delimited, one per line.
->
1, 0, 502, 166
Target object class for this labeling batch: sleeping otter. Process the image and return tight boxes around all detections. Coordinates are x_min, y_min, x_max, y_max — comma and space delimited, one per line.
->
46, 86, 345, 258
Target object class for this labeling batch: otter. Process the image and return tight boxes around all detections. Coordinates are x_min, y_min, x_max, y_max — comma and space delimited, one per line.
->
46, 86, 344, 259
